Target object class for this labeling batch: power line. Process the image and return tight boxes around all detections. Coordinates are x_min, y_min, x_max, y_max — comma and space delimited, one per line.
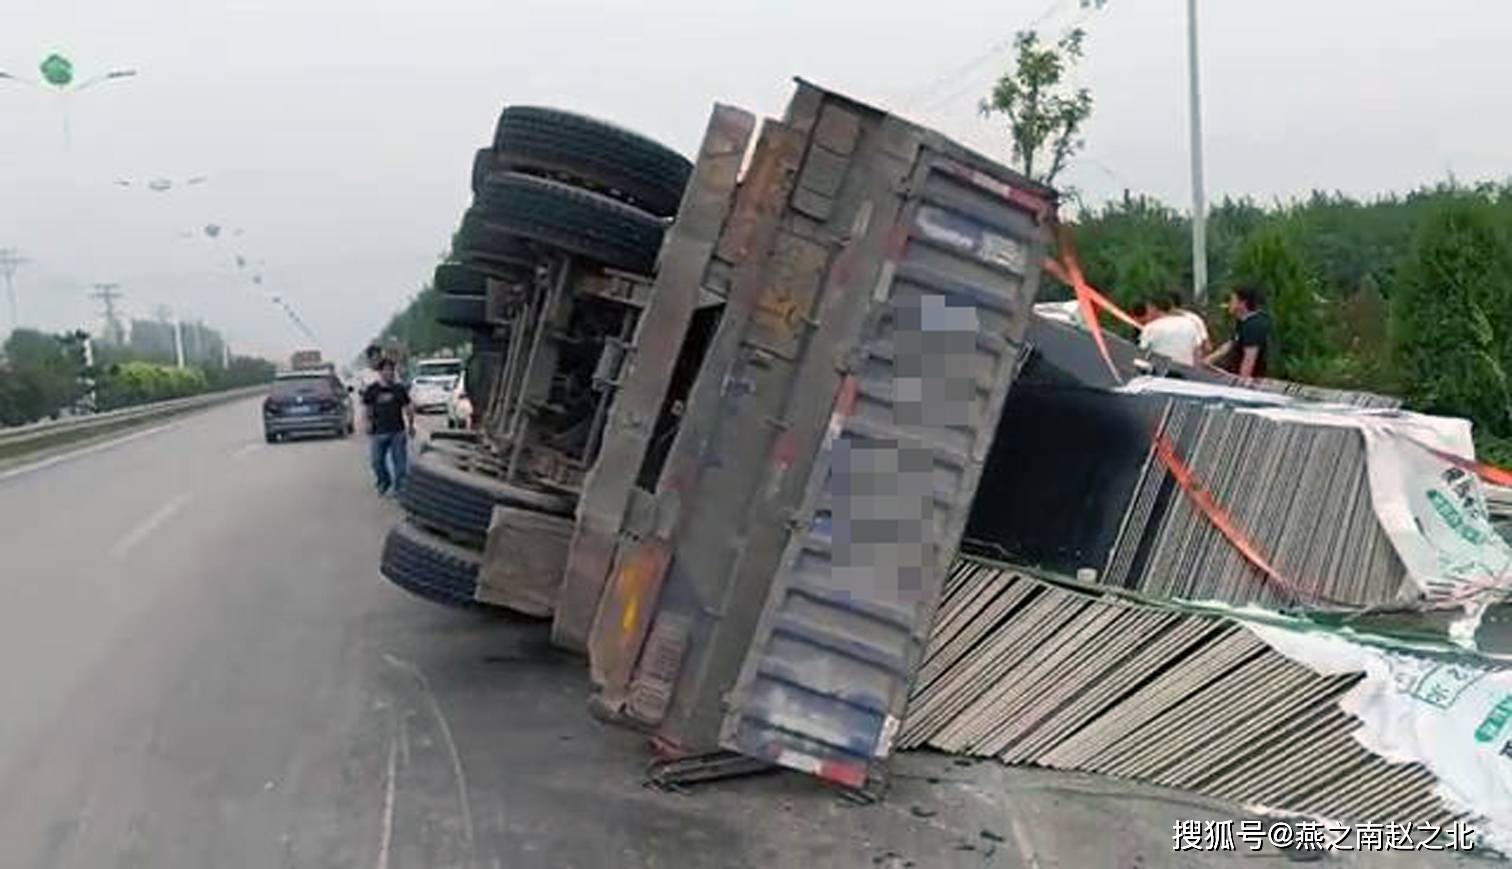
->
910, 0, 1109, 116
89, 282, 126, 345
270, 295, 320, 345
900, 0, 1075, 111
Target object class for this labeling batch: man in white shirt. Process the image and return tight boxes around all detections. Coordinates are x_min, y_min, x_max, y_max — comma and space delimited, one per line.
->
1138, 297, 1205, 365
1166, 292, 1212, 358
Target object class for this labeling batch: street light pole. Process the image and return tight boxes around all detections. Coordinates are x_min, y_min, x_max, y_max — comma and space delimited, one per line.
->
0, 248, 31, 330
2, 64, 138, 147
1186, 0, 1209, 304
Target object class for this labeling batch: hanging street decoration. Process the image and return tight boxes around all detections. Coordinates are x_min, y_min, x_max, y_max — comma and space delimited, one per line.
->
38, 53, 73, 88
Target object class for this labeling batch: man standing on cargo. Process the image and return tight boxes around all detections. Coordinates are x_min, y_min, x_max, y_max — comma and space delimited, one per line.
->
1166, 292, 1212, 358
1138, 296, 1205, 365
1205, 286, 1273, 379
362, 358, 415, 495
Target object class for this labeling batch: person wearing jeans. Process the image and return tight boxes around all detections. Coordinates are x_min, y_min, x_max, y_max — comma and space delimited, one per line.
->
361, 358, 415, 495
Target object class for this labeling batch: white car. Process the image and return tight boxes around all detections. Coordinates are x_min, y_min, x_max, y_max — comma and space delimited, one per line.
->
446, 379, 474, 430
410, 376, 456, 414
408, 358, 464, 414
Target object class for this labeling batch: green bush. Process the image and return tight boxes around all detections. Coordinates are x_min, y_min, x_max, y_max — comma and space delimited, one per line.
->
1390, 199, 1512, 441
0, 329, 83, 424
1043, 181, 1512, 464
1227, 223, 1334, 381
96, 361, 212, 410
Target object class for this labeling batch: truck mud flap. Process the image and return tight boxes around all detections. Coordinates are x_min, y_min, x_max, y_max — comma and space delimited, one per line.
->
475, 505, 575, 617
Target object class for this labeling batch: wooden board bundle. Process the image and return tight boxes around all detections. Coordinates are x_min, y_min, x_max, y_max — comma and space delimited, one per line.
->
1101, 401, 1412, 609
901, 560, 1466, 828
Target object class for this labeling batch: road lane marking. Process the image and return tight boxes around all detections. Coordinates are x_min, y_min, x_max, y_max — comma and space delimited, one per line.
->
231, 443, 264, 460
382, 653, 476, 854
0, 423, 180, 484
109, 492, 193, 561
375, 714, 399, 869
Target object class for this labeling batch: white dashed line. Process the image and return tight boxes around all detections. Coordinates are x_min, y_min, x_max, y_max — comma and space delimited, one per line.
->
231, 443, 264, 459
108, 492, 193, 561
375, 717, 399, 869
0, 423, 179, 484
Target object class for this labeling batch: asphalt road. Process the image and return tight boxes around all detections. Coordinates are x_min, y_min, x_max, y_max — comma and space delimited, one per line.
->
0, 399, 1482, 869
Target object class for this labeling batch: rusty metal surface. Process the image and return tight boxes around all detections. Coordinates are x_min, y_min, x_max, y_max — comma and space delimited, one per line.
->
585, 120, 808, 708
552, 104, 755, 653
588, 81, 1056, 790
716, 95, 1053, 788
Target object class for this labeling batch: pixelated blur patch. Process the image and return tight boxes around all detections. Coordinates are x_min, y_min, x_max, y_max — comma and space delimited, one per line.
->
892, 294, 979, 428
829, 436, 935, 597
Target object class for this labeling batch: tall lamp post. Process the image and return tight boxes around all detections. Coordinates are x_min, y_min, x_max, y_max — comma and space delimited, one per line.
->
1186, 0, 1209, 304
0, 56, 138, 145
0, 248, 31, 330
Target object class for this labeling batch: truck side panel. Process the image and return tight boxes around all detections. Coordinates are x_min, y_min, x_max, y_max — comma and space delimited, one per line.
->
718, 145, 1050, 788
553, 105, 756, 652
588, 81, 1054, 775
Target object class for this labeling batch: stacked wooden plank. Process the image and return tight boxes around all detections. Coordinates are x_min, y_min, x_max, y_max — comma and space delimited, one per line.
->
901, 560, 1467, 828
1237, 376, 1402, 410
1100, 400, 1412, 609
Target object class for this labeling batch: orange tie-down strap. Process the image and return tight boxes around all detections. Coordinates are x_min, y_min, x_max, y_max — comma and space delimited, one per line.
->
1407, 437, 1512, 489
1041, 225, 1142, 382
1151, 431, 1340, 607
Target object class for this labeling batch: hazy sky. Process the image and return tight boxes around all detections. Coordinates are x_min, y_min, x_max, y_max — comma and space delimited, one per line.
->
2, 0, 1504, 361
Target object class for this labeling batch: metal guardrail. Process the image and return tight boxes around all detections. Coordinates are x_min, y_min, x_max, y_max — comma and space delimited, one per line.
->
0, 384, 267, 455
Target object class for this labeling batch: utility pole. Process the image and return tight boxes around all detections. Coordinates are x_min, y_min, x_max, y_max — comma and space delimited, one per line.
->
89, 283, 125, 345
0, 247, 31, 329
1186, 0, 1209, 303
173, 318, 186, 368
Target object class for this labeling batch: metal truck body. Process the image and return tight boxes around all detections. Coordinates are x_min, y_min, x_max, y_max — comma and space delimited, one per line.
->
569, 79, 1056, 788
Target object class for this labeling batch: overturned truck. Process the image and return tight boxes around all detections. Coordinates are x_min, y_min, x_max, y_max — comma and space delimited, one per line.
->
381, 78, 1057, 787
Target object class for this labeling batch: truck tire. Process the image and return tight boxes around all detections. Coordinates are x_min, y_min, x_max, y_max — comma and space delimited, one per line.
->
471, 146, 496, 197
436, 293, 486, 328
400, 451, 576, 548
434, 262, 488, 297
476, 172, 665, 276
454, 209, 538, 272
493, 106, 691, 218
419, 438, 481, 465
380, 520, 485, 609
428, 429, 482, 445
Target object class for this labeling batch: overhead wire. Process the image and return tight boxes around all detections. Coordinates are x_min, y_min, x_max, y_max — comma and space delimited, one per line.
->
913, 0, 1107, 116
904, 0, 1076, 114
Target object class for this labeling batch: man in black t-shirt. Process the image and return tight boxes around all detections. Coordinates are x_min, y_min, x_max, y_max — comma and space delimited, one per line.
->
1204, 286, 1273, 379
361, 358, 415, 495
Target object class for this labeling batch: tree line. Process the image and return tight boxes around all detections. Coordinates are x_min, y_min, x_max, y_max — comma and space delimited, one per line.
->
1057, 182, 1512, 464
0, 321, 276, 427
370, 231, 469, 359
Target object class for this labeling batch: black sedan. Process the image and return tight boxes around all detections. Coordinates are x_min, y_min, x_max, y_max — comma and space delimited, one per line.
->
263, 372, 355, 442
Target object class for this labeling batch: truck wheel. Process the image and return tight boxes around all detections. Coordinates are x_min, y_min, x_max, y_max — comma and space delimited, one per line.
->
454, 208, 537, 273
433, 262, 491, 298
476, 172, 665, 276
265, 430, 278, 444
380, 520, 487, 609
471, 146, 496, 197
399, 451, 576, 548
436, 293, 487, 328
493, 106, 691, 218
